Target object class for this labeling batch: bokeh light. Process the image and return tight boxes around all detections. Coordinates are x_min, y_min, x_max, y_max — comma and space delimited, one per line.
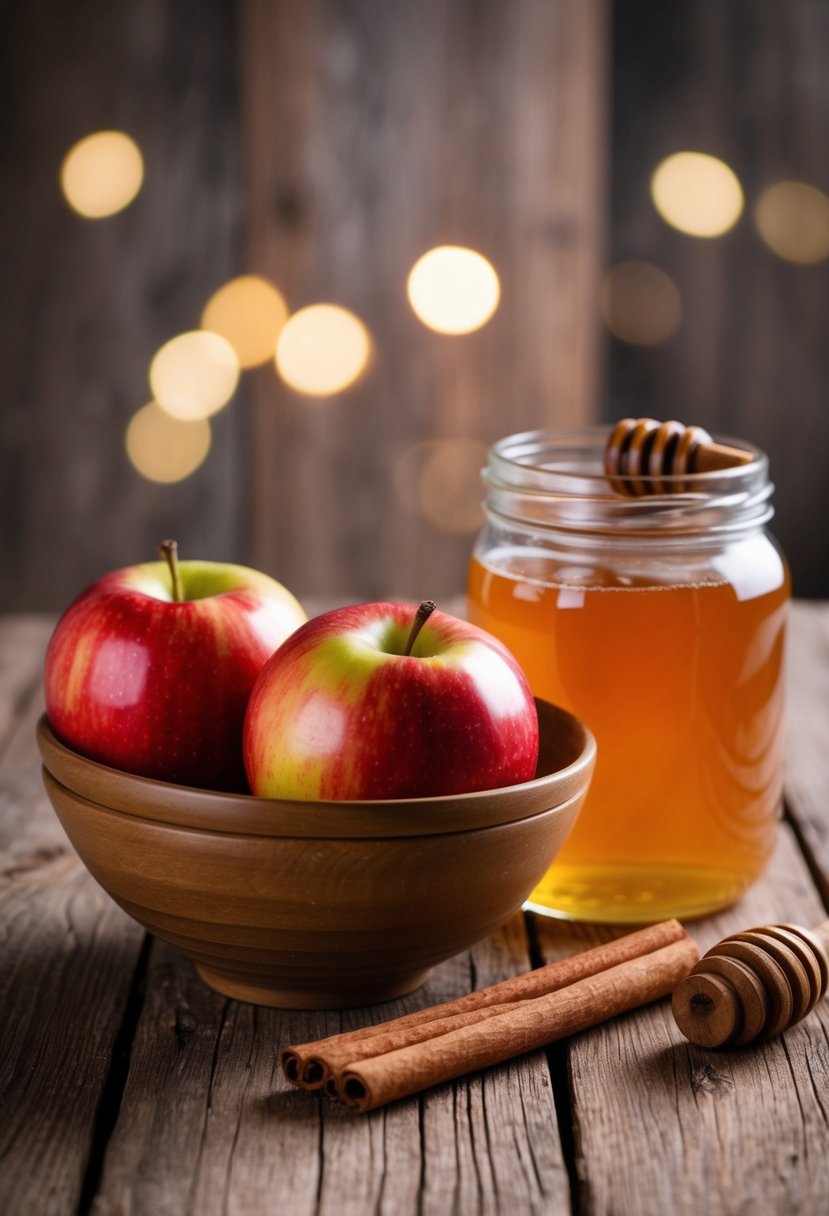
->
600, 260, 682, 346
126, 403, 211, 483
60, 131, 144, 218
201, 275, 289, 368
406, 246, 501, 334
275, 304, 371, 396
755, 181, 829, 264
149, 331, 240, 420
394, 439, 488, 533
651, 152, 743, 238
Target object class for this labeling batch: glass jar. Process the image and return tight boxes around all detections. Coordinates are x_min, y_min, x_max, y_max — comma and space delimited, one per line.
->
468, 428, 789, 923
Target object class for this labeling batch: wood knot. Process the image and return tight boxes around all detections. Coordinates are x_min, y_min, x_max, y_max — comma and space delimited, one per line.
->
672, 923, 829, 1049
690, 1061, 733, 1096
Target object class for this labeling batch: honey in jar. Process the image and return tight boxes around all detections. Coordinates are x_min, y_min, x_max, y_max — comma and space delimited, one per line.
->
468, 429, 789, 922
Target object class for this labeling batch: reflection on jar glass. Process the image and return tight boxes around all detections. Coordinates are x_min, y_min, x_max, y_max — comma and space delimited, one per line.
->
468, 429, 789, 923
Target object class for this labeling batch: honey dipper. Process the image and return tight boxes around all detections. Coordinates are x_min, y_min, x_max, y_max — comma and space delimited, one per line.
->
671, 920, 829, 1048
605, 418, 753, 494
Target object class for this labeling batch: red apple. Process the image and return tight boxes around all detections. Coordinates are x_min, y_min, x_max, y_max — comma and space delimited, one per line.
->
243, 600, 539, 800
44, 541, 306, 790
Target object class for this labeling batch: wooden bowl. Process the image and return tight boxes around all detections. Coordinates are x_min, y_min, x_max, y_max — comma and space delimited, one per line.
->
37, 699, 595, 1009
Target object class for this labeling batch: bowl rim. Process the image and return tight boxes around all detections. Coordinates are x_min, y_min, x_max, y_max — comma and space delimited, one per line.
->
37, 698, 595, 839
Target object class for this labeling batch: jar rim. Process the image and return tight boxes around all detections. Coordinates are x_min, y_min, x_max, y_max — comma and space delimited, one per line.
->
483, 427, 774, 539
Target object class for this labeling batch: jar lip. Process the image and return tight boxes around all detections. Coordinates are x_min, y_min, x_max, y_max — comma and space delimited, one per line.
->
489, 426, 768, 491
483, 427, 774, 540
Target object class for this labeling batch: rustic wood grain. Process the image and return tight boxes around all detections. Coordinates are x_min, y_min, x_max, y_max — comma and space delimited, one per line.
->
535, 827, 829, 1216
90, 914, 570, 1216
0, 619, 146, 1216
785, 600, 829, 905
0, 1, 248, 614
242, 0, 607, 603
608, 0, 829, 596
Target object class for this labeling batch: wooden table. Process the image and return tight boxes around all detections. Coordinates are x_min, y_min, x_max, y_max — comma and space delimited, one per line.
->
2, 606, 828, 1216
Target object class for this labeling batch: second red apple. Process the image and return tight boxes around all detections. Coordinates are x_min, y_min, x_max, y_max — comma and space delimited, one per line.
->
243, 600, 540, 800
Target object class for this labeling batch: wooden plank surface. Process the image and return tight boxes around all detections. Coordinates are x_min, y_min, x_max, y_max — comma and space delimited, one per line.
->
785, 601, 829, 905
2, 606, 829, 1215
0, 617, 147, 1216
545, 591, 829, 1213
90, 916, 570, 1216
243, 0, 607, 603
536, 828, 829, 1216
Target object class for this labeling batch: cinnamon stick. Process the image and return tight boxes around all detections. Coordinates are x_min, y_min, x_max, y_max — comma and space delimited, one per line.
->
281, 918, 689, 1090
337, 936, 700, 1111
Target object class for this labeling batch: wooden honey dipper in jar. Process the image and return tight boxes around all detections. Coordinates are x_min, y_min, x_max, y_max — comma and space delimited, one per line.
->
672, 920, 829, 1048
605, 418, 754, 494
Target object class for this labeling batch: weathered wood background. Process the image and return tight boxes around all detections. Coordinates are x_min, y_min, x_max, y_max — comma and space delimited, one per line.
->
1, 0, 828, 609
608, 0, 829, 596
0, 0, 248, 610
243, 0, 606, 599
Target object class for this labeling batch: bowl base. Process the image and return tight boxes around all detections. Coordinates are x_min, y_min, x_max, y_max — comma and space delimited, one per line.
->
195, 964, 434, 1009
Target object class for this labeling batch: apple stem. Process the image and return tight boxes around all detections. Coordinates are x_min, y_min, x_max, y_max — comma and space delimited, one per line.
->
403, 600, 436, 657
158, 539, 184, 603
